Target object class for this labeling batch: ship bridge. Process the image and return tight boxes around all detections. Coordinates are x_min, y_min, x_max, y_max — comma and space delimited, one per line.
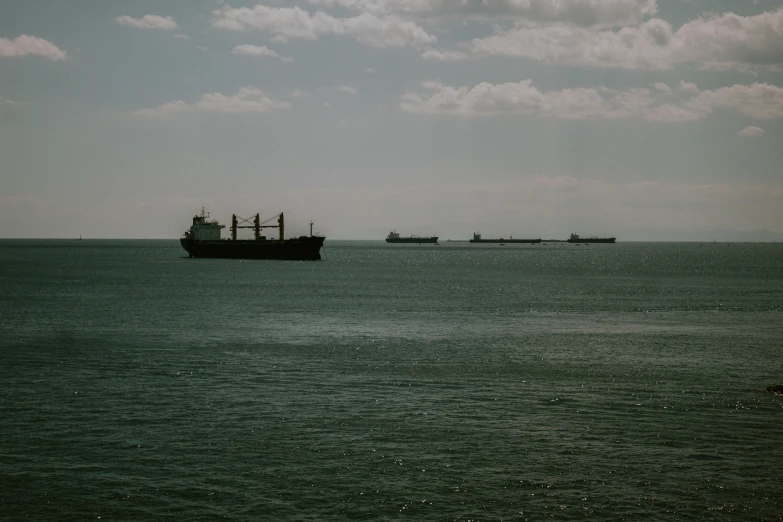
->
188, 208, 225, 240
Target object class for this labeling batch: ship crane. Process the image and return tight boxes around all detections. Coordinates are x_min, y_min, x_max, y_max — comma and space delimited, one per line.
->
231, 212, 285, 241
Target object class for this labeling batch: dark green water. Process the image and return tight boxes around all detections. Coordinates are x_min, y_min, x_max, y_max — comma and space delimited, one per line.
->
1, 240, 781, 521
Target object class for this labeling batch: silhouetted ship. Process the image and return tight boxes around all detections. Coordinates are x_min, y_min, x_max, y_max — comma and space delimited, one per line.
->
386, 231, 438, 244
566, 233, 616, 244
180, 208, 324, 260
469, 232, 541, 244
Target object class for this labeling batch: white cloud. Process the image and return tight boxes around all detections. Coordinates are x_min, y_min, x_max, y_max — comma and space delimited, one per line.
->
674, 8, 783, 70
212, 4, 436, 48
290, 88, 309, 98
400, 79, 783, 122
440, 6, 783, 71
465, 19, 674, 69
309, 0, 658, 28
401, 80, 635, 119
206, 2, 779, 68
131, 87, 290, 117
738, 126, 764, 137
115, 15, 178, 30
232, 44, 293, 61
422, 49, 468, 61
131, 100, 191, 118
679, 81, 699, 94
641, 103, 705, 123
195, 87, 291, 113
344, 12, 437, 48
365, 68, 377, 74
0, 35, 66, 60
174, 34, 189, 39
337, 85, 358, 95
690, 83, 783, 120
652, 82, 671, 94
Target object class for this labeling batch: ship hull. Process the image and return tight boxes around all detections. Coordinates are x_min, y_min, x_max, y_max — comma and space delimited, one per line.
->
470, 239, 541, 244
180, 237, 325, 260
567, 238, 616, 243
386, 237, 438, 244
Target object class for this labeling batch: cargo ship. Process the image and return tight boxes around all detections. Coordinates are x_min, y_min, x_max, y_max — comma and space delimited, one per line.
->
469, 232, 541, 244
386, 231, 438, 244
180, 208, 324, 260
566, 233, 616, 244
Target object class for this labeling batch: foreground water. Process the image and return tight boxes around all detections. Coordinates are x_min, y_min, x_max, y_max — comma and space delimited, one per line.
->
1, 240, 781, 521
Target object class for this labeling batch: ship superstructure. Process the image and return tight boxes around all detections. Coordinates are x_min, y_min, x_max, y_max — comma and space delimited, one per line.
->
180, 208, 324, 260
187, 209, 225, 240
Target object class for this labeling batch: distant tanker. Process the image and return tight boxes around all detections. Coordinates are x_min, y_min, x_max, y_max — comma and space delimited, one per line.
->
386, 231, 438, 244
469, 232, 540, 244
567, 233, 616, 244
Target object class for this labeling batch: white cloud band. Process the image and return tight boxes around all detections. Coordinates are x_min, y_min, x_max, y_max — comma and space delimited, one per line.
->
401, 79, 783, 122
131, 87, 290, 117
212, 4, 436, 48
427, 7, 783, 71
0, 35, 66, 60
115, 15, 178, 30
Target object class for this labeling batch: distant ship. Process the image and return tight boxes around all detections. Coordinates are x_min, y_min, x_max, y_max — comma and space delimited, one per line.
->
567, 233, 616, 244
469, 232, 541, 244
180, 208, 324, 260
386, 230, 438, 244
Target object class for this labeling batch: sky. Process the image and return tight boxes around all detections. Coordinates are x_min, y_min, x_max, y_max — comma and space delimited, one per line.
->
1, 0, 782, 240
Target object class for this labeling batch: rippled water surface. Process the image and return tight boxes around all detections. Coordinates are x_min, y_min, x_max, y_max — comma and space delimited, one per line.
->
1, 240, 782, 520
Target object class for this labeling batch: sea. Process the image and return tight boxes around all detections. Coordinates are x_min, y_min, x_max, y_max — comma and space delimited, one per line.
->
1, 239, 781, 521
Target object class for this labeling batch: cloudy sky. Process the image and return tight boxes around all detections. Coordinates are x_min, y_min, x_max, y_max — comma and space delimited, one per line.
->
1, 0, 782, 240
